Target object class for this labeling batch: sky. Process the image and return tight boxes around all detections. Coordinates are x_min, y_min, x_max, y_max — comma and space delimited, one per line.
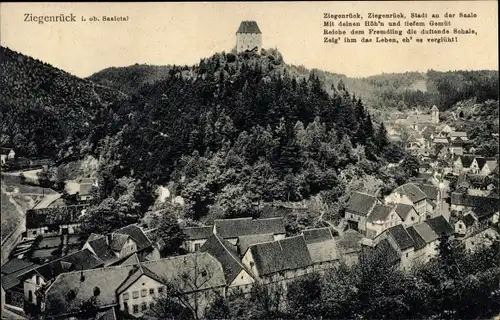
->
1, 1, 498, 78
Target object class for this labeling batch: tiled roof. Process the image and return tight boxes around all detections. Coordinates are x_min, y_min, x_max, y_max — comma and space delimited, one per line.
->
394, 183, 427, 203
302, 228, 339, 263
460, 155, 476, 167
236, 21, 261, 34
394, 203, 415, 221
141, 253, 226, 291
451, 192, 499, 210
109, 234, 130, 252
1, 258, 35, 275
406, 226, 427, 250
115, 224, 152, 251
249, 235, 313, 276
412, 222, 439, 244
367, 204, 394, 223
26, 205, 88, 229
116, 264, 163, 294
425, 216, 454, 237
87, 237, 120, 264
200, 234, 252, 284
335, 229, 363, 254
449, 131, 467, 137
387, 225, 415, 251
21, 249, 103, 281
1, 260, 39, 291
183, 226, 213, 240
237, 233, 274, 256
45, 264, 137, 313
415, 184, 439, 200
214, 217, 285, 239
117, 253, 143, 266
373, 238, 400, 264
463, 214, 476, 227
345, 191, 378, 216
433, 137, 449, 144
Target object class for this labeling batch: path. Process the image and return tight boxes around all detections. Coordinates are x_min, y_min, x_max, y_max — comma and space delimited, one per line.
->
33, 193, 62, 209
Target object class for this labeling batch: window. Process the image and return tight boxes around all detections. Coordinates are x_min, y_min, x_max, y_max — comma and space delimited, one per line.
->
158, 286, 164, 294
35, 276, 40, 285
123, 293, 129, 301
194, 243, 201, 251
133, 305, 139, 313
149, 288, 155, 295
141, 289, 147, 297
28, 290, 33, 302
411, 216, 415, 221
141, 303, 147, 311
132, 291, 139, 299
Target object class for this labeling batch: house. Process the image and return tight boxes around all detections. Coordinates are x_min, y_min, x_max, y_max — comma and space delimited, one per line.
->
480, 158, 498, 176
1, 259, 39, 313
213, 217, 286, 245
449, 139, 464, 156
453, 154, 475, 174
415, 183, 442, 217
365, 204, 402, 239
406, 222, 439, 265
344, 191, 379, 232
454, 214, 477, 236
43, 252, 226, 319
76, 179, 97, 202
385, 183, 427, 216
375, 225, 415, 270
200, 234, 255, 296
25, 205, 88, 237
242, 235, 313, 285
432, 137, 449, 146
302, 228, 340, 271
394, 203, 422, 227
448, 131, 468, 141
435, 124, 454, 137
334, 229, 363, 266
182, 226, 213, 252
236, 21, 262, 54
425, 215, 454, 237
450, 192, 499, 220
17, 249, 104, 308
82, 224, 159, 266
0, 147, 15, 166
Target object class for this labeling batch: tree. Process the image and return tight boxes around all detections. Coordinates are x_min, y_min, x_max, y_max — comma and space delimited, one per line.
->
155, 210, 187, 256
286, 273, 323, 319
146, 254, 223, 320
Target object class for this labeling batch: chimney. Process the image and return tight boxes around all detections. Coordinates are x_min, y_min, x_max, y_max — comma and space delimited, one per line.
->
106, 233, 113, 245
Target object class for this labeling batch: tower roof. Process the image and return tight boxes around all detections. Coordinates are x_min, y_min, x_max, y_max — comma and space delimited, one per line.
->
236, 21, 261, 34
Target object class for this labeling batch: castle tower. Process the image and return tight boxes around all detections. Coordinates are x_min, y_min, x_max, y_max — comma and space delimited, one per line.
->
236, 21, 262, 54
431, 105, 439, 124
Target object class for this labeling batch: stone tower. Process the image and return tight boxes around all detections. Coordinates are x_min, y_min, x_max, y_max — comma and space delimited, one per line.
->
431, 105, 439, 124
236, 21, 262, 54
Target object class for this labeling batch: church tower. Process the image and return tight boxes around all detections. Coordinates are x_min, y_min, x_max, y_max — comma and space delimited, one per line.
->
236, 21, 262, 54
431, 105, 439, 124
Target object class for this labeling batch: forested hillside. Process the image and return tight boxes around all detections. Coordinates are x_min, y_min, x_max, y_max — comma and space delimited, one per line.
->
0, 46, 129, 158
80, 50, 412, 232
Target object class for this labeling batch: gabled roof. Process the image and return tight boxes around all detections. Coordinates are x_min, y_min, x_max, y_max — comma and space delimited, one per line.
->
412, 222, 439, 244
214, 217, 285, 239
374, 238, 400, 265
45, 264, 137, 313
302, 228, 339, 263
425, 216, 454, 237
141, 253, 226, 291
387, 225, 415, 251
475, 157, 487, 170
20, 249, 103, 281
114, 224, 152, 251
431, 105, 439, 111
335, 229, 363, 254
415, 183, 439, 200
237, 233, 274, 256
236, 21, 261, 34
433, 137, 449, 143
248, 235, 313, 276
394, 203, 416, 220
109, 234, 130, 252
1, 260, 39, 291
406, 226, 427, 250
367, 204, 394, 223
117, 252, 147, 266
463, 214, 477, 227
460, 155, 476, 168
345, 191, 378, 216
200, 234, 252, 284
116, 264, 163, 294
87, 237, 120, 264
449, 131, 467, 137
183, 226, 213, 241
393, 183, 427, 203
0, 147, 14, 155
1, 258, 35, 275
451, 192, 499, 210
